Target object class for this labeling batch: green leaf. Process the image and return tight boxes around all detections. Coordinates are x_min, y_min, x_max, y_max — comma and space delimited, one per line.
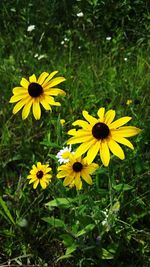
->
57, 244, 77, 262
42, 216, 65, 228
75, 223, 95, 237
66, 244, 77, 255
113, 183, 133, 192
101, 248, 115, 259
60, 234, 75, 247
0, 196, 15, 225
56, 254, 73, 262
45, 197, 74, 209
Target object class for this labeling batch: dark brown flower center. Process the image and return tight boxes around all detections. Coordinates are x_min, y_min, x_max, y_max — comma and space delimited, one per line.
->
28, 82, 43, 97
36, 170, 44, 179
92, 122, 110, 139
73, 162, 83, 172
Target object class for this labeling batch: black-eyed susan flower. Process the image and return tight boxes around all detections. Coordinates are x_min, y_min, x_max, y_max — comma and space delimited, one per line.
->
27, 162, 52, 189
67, 107, 141, 167
9, 71, 66, 120
57, 153, 98, 189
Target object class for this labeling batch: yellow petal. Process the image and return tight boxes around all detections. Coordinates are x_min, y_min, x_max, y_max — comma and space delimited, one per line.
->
37, 72, 49, 84
29, 74, 37, 83
112, 135, 134, 149
45, 167, 52, 173
33, 180, 39, 189
104, 110, 116, 125
68, 129, 91, 137
113, 126, 141, 137
97, 107, 105, 122
86, 141, 100, 164
40, 97, 51, 110
44, 95, 61, 106
67, 135, 93, 145
75, 139, 96, 158
108, 139, 125, 160
29, 178, 37, 184
68, 129, 77, 136
44, 88, 66, 96
109, 117, 132, 129
32, 101, 41, 120
20, 78, 29, 88
22, 99, 33, 120
45, 77, 66, 88
87, 163, 99, 174
100, 140, 110, 167
72, 120, 91, 130
57, 171, 67, 178
81, 169, 93, 185
9, 93, 28, 103
40, 180, 47, 189
74, 172, 82, 189
37, 162, 42, 168
13, 87, 27, 94
12, 97, 30, 114
42, 71, 58, 86
63, 175, 74, 186
82, 111, 97, 125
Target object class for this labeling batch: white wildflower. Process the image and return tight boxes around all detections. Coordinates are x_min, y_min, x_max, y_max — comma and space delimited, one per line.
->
77, 12, 84, 17
106, 36, 111, 41
27, 25, 35, 32
56, 145, 73, 164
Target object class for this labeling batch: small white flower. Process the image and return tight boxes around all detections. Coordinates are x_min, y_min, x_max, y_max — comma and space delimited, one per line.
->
56, 145, 73, 164
64, 37, 69, 42
124, 57, 128, 61
77, 12, 84, 17
27, 25, 35, 32
61, 40, 65, 45
106, 36, 111, 41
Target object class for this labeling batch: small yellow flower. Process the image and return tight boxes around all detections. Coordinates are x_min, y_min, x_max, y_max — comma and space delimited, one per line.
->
67, 107, 141, 167
9, 71, 66, 120
60, 119, 65, 126
27, 162, 52, 189
57, 153, 98, 189
126, 99, 132, 105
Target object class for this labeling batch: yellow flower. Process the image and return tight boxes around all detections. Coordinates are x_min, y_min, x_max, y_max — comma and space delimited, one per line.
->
67, 107, 141, 167
57, 153, 98, 189
27, 162, 52, 189
9, 71, 66, 120
126, 99, 132, 105
60, 119, 65, 126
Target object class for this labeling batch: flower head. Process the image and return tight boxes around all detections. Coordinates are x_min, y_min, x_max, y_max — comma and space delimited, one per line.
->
27, 25, 35, 32
126, 99, 132, 105
9, 71, 66, 120
60, 119, 65, 126
57, 153, 98, 189
67, 107, 141, 167
77, 12, 84, 17
106, 36, 111, 41
56, 145, 72, 164
27, 162, 52, 189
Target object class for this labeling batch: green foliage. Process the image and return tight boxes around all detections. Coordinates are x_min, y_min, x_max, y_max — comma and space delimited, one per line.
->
0, 1, 150, 267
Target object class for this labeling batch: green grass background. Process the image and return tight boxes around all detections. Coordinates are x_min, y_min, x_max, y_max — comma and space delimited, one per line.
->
0, 1, 150, 266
